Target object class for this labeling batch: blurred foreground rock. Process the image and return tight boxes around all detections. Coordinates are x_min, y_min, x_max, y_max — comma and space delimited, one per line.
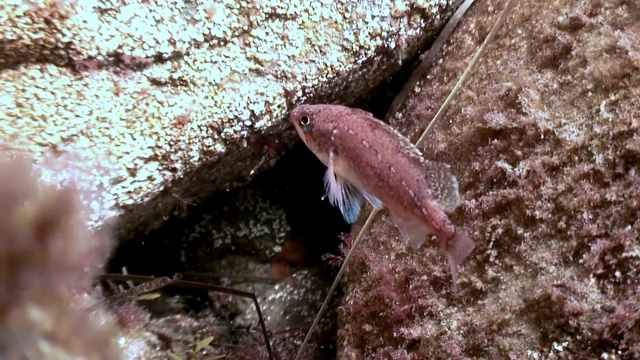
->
0, 159, 122, 359
338, 0, 640, 358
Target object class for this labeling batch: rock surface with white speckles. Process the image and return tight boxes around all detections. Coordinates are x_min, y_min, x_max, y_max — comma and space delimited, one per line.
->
0, 0, 456, 239
236, 268, 332, 330
235, 268, 336, 356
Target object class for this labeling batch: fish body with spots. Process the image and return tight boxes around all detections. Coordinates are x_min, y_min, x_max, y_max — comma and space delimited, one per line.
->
290, 104, 474, 284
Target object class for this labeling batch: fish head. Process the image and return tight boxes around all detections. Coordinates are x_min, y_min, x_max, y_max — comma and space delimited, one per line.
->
290, 104, 338, 164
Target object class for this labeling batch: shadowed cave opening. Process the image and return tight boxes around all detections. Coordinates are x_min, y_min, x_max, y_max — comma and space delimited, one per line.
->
107, 142, 350, 277
105, 143, 349, 357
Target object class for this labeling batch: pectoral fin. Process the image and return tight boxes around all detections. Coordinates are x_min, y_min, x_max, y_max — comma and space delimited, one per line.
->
324, 152, 363, 224
322, 150, 385, 223
388, 211, 430, 250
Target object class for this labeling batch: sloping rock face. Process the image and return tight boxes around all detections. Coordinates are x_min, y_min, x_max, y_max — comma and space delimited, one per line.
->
338, 0, 640, 358
0, 0, 457, 240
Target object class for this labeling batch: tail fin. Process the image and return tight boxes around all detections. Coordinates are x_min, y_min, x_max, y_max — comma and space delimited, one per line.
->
440, 230, 475, 288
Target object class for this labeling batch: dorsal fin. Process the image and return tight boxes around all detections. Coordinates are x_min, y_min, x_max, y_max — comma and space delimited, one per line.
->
350, 108, 374, 118
347, 108, 424, 162
424, 160, 460, 213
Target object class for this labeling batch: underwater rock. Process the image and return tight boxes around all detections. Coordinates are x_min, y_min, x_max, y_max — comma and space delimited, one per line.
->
338, 0, 640, 358
0, 0, 460, 242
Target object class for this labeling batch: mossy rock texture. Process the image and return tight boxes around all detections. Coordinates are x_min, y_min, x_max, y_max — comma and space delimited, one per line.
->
338, 0, 640, 358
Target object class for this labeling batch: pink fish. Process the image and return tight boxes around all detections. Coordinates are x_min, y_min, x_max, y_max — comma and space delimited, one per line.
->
290, 104, 475, 284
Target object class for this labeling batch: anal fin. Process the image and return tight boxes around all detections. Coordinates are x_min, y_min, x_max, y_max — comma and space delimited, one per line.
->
362, 190, 383, 210
389, 211, 430, 250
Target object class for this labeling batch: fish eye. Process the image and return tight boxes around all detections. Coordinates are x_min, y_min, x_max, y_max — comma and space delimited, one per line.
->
298, 114, 313, 132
